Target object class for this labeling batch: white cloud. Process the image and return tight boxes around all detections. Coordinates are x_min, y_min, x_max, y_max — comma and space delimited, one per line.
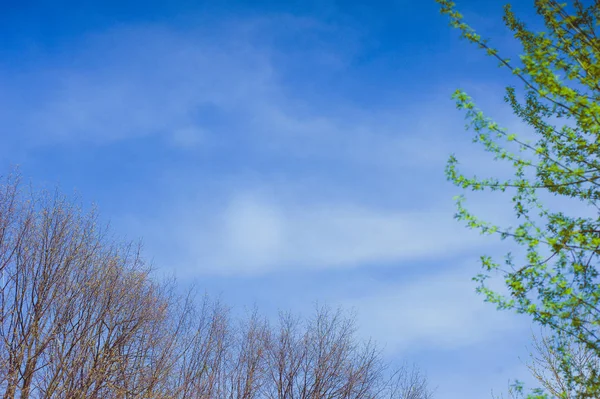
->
11, 20, 537, 283
170, 126, 207, 148
2, 18, 480, 173
7, 17, 529, 283
222, 196, 286, 266
11, 24, 275, 146
152, 192, 499, 276
343, 263, 528, 354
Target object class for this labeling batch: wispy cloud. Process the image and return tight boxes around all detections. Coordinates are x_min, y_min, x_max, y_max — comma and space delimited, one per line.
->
9, 24, 275, 146
1, 15, 521, 279
131, 191, 502, 276
344, 261, 528, 354
1, 18, 473, 169
1, 15, 532, 280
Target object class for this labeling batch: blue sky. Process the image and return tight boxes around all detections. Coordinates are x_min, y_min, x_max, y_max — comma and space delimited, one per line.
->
1, 0, 548, 397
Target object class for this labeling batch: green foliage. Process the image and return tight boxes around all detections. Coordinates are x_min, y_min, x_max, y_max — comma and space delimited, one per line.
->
436, 1, 600, 397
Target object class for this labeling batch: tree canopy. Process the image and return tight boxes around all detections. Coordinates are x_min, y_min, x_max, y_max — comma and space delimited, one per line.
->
436, 0, 600, 397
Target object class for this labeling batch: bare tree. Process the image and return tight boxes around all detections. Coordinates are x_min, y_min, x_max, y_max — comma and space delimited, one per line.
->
525, 331, 600, 399
492, 329, 600, 399
262, 306, 435, 399
382, 364, 435, 399
0, 172, 434, 399
0, 173, 179, 399
169, 295, 231, 398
